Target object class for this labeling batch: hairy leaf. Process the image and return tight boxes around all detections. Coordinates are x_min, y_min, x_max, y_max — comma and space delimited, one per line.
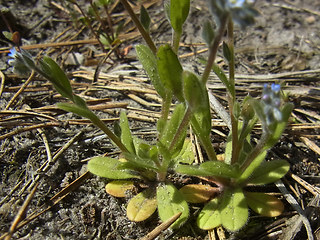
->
127, 188, 157, 222
157, 183, 189, 229
119, 111, 135, 154
220, 188, 248, 231
157, 44, 183, 101
135, 45, 165, 98
170, 0, 190, 34
248, 159, 290, 185
197, 197, 221, 230
88, 157, 139, 179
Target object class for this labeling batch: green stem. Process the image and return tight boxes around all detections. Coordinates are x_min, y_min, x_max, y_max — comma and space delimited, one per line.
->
120, 0, 157, 54
227, 19, 235, 97
172, 31, 181, 53
199, 134, 218, 162
201, 14, 229, 85
91, 115, 129, 153
240, 132, 269, 172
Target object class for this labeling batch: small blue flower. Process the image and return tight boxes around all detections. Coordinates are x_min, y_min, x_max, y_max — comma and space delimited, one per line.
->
8, 48, 18, 65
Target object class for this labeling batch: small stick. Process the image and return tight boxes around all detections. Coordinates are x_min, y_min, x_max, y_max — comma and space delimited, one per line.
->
140, 212, 182, 240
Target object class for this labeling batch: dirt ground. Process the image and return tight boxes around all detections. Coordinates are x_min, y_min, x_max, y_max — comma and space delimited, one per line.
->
0, 0, 319, 239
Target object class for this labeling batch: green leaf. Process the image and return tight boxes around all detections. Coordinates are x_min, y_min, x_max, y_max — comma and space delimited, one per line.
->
122, 152, 157, 171
222, 41, 231, 62
179, 184, 218, 203
202, 20, 215, 46
200, 161, 239, 178
197, 198, 221, 230
57, 102, 95, 120
157, 44, 184, 101
247, 160, 290, 185
157, 183, 189, 229
119, 111, 136, 154
175, 164, 209, 176
140, 5, 151, 32
160, 103, 187, 155
39, 56, 73, 100
173, 138, 194, 164
127, 188, 157, 222
245, 192, 284, 217
220, 188, 248, 232
88, 157, 139, 179
170, 0, 190, 34
238, 150, 267, 184
105, 180, 135, 197
183, 71, 209, 113
135, 45, 165, 98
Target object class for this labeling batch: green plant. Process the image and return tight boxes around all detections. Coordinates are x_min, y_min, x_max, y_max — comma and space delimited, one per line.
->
7, 0, 293, 232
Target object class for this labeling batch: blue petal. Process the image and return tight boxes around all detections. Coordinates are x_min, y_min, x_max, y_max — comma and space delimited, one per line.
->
8, 48, 17, 58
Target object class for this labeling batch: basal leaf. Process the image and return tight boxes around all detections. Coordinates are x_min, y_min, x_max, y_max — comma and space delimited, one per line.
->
157, 183, 189, 229
157, 44, 183, 101
122, 152, 157, 171
179, 184, 218, 203
135, 45, 165, 98
119, 111, 136, 154
127, 188, 157, 222
175, 164, 210, 176
247, 159, 290, 185
245, 192, 284, 217
170, 0, 190, 34
197, 198, 221, 230
88, 157, 139, 179
105, 180, 135, 197
220, 188, 248, 232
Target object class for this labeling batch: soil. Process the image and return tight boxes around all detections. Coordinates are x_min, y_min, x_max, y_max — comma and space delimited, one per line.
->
0, 0, 320, 239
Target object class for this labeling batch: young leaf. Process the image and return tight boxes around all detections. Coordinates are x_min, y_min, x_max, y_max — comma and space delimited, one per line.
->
105, 180, 135, 197
183, 71, 208, 113
179, 184, 218, 203
238, 151, 267, 184
247, 159, 290, 185
157, 183, 189, 229
127, 188, 157, 222
170, 0, 190, 34
197, 197, 221, 230
202, 20, 215, 46
140, 5, 151, 32
173, 138, 195, 164
39, 56, 73, 100
245, 192, 284, 217
157, 44, 184, 101
220, 188, 248, 232
136, 45, 166, 98
119, 111, 136, 154
88, 157, 139, 179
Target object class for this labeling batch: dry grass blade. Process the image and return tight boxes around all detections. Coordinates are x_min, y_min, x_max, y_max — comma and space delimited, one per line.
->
3, 183, 39, 240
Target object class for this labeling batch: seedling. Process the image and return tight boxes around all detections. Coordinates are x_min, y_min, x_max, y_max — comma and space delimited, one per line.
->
7, 0, 293, 233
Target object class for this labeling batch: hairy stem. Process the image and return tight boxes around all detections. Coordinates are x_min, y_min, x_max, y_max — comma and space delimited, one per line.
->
201, 14, 229, 85
120, 0, 157, 54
